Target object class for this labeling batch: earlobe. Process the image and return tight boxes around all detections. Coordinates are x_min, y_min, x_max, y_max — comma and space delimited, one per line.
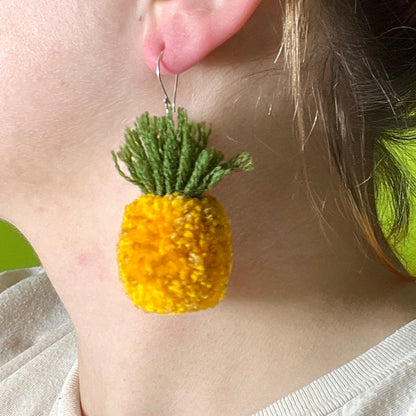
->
141, 0, 263, 75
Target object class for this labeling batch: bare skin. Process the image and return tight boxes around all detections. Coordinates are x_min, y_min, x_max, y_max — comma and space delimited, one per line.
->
1, 1, 416, 415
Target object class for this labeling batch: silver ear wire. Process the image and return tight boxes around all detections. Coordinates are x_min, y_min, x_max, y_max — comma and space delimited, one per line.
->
156, 50, 179, 115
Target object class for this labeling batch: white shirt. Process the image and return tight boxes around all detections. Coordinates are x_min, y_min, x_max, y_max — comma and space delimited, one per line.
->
1, 266, 416, 416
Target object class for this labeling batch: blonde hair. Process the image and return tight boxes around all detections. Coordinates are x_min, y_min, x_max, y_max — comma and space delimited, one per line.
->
139, 0, 416, 278
280, 0, 416, 279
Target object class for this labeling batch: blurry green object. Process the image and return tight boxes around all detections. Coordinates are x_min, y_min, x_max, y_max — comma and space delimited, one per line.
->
376, 108, 416, 276
0, 219, 40, 272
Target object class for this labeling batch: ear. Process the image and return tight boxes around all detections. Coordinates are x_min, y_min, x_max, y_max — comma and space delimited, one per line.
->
141, 0, 263, 74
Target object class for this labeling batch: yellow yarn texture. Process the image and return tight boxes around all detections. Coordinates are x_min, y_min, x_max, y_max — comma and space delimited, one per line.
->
117, 192, 232, 314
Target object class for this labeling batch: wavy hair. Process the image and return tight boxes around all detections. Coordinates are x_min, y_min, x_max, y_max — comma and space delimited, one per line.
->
278, 0, 416, 279
139, 0, 416, 278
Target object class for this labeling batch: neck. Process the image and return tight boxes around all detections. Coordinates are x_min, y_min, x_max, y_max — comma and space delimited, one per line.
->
4, 81, 416, 416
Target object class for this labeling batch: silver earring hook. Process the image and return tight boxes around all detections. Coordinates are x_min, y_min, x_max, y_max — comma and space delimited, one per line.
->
156, 50, 179, 115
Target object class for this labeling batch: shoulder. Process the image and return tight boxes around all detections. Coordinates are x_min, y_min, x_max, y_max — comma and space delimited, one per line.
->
0, 266, 77, 416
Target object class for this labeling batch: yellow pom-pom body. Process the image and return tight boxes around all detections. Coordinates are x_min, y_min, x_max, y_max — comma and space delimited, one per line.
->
117, 192, 232, 314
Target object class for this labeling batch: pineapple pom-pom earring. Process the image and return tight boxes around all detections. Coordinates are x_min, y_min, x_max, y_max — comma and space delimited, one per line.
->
111, 51, 254, 314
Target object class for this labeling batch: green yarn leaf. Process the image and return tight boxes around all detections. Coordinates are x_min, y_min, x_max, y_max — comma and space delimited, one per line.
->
125, 127, 156, 193
204, 152, 254, 191
111, 105, 254, 198
183, 149, 211, 197
185, 148, 225, 197
135, 114, 165, 195
161, 114, 180, 194
175, 116, 195, 191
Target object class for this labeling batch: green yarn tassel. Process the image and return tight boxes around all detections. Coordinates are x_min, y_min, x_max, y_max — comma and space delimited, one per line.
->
112, 106, 254, 198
